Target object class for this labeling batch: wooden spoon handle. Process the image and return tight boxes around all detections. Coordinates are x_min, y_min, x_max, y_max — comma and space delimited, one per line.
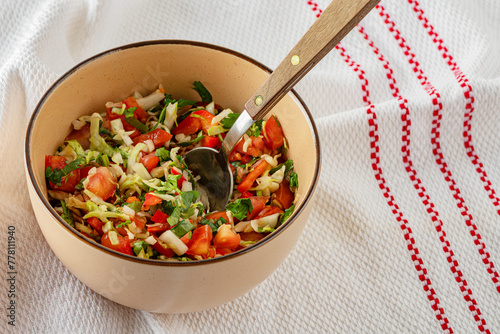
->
244, 0, 379, 120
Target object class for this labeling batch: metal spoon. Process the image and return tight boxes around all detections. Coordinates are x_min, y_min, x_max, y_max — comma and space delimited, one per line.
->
184, 0, 379, 211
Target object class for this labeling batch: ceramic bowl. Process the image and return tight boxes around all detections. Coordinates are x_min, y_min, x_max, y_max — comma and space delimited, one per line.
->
25, 40, 321, 313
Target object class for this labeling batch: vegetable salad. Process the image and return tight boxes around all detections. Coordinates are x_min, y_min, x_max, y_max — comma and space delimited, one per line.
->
45, 82, 297, 261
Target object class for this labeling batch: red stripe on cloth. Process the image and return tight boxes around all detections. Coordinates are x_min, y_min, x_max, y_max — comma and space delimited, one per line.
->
306, 1, 451, 331
407, 0, 500, 294
377, 4, 490, 333
357, 24, 453, 333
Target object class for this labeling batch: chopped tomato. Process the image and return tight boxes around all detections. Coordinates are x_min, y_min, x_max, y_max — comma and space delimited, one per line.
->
236, 159, 269, 194
255, 205, 283, 219
151, 234, 175, 257
200, 135, 221, 149
45, 155, 83, 193
240, 155, 253, 164
132, 129, 172, 148
126, 196, 140, 203
186, 225, 212, 258
192, 110, 214, 132
240, 191, 253, 199
251, 136, 265, 151
263, 116, 284, 150
232, 138, 261, 157
172, 109, 214, 135
272, 179, 294, 210
206, 211, 230, 222
123, 96, 148, 123
246, 196, 269, 220
142, 192, 162, 210
86, 167, 117, 201
87, 217, 104, 235
101, 232, 133, 255
139, 152, 159, 173
180, 232, 191, 244
151, 209, 169, 224
215, 247, 233, 256
170, 168, 186, 189
213, 225, 241, 250
65, 124, 91, 149
147, 223, 170, 234
131, 215, 146, 230
207, 247, 216, 259
228, 150, 242, 162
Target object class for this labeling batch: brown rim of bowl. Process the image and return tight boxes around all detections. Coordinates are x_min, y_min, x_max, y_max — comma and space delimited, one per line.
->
25, 39, 321, 266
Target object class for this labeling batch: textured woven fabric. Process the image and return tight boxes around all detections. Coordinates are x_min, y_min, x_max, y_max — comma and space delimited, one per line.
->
1, 0, 500, 332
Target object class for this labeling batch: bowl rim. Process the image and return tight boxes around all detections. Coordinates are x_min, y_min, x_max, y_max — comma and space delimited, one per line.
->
25, 39, 321, 266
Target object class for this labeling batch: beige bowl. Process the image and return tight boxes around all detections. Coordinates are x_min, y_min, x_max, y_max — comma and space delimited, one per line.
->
25, 40, 321, 313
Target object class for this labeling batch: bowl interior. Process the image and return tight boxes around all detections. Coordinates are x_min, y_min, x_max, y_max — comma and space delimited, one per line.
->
26, 41, 320, 261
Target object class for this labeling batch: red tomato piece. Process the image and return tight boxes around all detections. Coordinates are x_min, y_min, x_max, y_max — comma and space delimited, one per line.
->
123, 96, 148, 123
142, 192, 162, 210
232, 138, 262, 157
132, 129, 172, 148
273, 179, 294, 210
105, 109, 141, 138
246, 196, 269, 220
240, 231, 265, 242
86, 167, 117, 201
236, 159, 269, 194
151, 209, 169, 224
255, 205, 283, 219
101, 232, 133, 255
186, 225, 212, 258
139, 152, 159, 173
180, 233, 191, 244
191, 110, 214, 132
263, 116, 284, 150
87, 217, 104, 235
251, 136, 265, 151
213, 225, 241, 250
45, 155, 82, 193
131, 215, 146, 230
172, 115, 201, 136
215, 247, 233, 256
240, 191, 253, 199
170, 168, 186, 189
151, 234, 175, 257
200, 135, 221, 149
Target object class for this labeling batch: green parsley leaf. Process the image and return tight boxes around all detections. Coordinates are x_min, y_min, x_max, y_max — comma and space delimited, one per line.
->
193, 81, 212, 103
226, 198, 253, 221
155, 147, 170, 163
170, 219, 194, 238
221, 113, 240, 129
279, 204, 295, 225
125, 117, 149, 134
199, 217, 227, 234
133, 240, 149, 256
289, 171, 299, 188
247, 119, 264, 137
123, 107, 137, 118
270, 159, 294, 174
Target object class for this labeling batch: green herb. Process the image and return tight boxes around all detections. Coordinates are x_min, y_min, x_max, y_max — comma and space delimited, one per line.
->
167, 207, 182, 226
247, 119, 264, 137
96, 154, 110, 167
45, 157, 85, 186
123, 107, 137, 118
270, 159, 294, 174
155, 147, 170, 163
193, 81, 212, 103
133, 241, 149, 256
60, 200, 74, 227
225, 198, 253, 221
125, 117, 149, 134
221, 113, 240, 129
99, 128, 113, 137
199, 217, 226, 234
116, 220, 131, 228
279, 204, 295, 225
75, 178, 85, 191
180, 191, 199, 209
289, 171, 299, 188
170, 219, 194, 238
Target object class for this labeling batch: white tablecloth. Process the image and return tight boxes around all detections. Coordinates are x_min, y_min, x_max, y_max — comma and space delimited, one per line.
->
2, 0, 500, 332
